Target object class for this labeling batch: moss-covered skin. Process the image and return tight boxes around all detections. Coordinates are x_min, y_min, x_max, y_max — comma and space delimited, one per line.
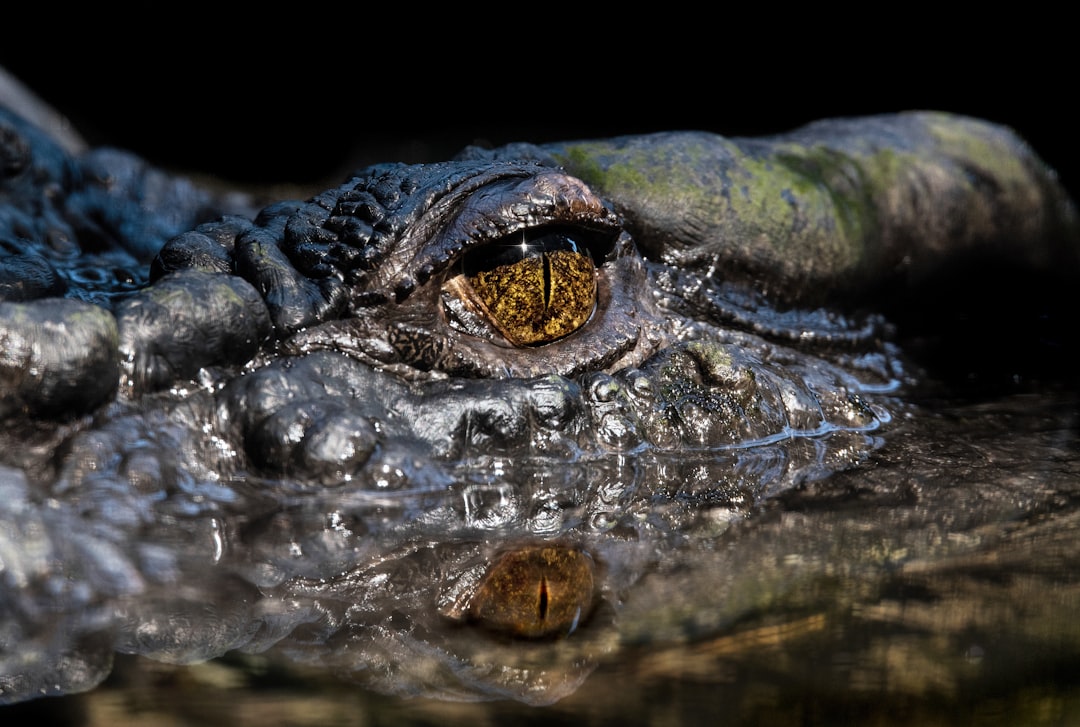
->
535, 113, 1079, 305
2, 84, 1079, 712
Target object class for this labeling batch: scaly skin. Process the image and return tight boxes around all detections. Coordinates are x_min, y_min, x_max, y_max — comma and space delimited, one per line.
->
1, 95, 1078, 706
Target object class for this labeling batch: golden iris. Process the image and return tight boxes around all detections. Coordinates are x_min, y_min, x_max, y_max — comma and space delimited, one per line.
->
460, 231, 596, 346
468, 544, 596, 638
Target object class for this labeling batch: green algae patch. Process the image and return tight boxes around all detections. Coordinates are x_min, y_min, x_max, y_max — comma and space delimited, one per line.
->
552, 137, 719, 216
685, 340, 734, 373
555, 145, 643, 193
541, 113, 1079, 305
925, 112, 1035, 191
767, 144, 879, 246
724, 148, 869, 283
547, 133, 874, 299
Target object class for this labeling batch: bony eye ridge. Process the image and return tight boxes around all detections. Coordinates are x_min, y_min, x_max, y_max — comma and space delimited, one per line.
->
449, 229, 598, 347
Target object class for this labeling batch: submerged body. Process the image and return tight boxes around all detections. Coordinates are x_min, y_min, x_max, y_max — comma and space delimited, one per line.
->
1, 82, 1079, 709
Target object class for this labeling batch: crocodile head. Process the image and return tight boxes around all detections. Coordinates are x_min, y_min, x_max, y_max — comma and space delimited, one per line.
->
1, 102, 1077, 705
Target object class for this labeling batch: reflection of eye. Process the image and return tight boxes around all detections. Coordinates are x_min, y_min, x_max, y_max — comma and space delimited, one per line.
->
468, 544, 596, 639
444, 228, 599, 347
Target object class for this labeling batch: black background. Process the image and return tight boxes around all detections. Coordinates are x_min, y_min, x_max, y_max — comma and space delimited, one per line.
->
1, 22, 1073, 199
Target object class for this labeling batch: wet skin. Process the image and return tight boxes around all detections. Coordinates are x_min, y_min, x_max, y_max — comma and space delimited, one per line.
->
1, 98, 1079, 705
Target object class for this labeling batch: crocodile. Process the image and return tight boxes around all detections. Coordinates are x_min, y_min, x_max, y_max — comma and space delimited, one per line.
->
2, 73, 1079, 710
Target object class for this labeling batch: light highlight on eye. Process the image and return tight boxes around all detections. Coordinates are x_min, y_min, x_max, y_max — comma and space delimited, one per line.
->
453, 229, 597, 346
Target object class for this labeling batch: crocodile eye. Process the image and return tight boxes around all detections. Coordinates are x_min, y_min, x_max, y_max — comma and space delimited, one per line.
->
278, 164, 658, 378
468, 544, 596, 639
445, 229, 598, 347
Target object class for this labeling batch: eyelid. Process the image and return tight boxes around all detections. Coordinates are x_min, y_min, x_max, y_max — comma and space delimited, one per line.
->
382, 171, 624, 303
280, 162, 663, 379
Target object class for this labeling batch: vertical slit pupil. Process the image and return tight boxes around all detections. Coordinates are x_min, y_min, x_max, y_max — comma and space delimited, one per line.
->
538, 577, 549, 621
542, 252, 552, 309
457, 228, 602, 346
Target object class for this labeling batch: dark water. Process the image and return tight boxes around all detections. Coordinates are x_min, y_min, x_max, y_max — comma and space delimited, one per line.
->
6, 381, 1079, 727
